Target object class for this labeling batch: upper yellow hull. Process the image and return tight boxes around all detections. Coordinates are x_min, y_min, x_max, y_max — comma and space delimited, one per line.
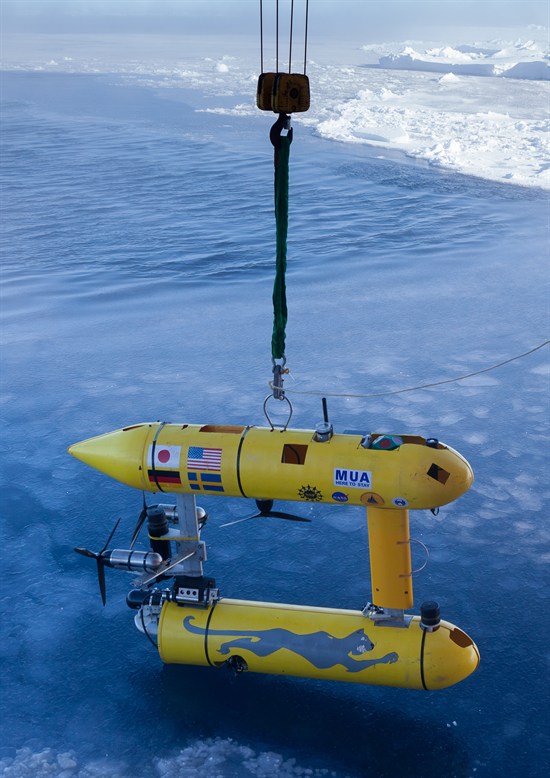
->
69, 422, 473, 510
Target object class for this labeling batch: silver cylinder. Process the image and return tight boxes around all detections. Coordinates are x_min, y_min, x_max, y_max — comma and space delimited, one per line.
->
103, 549, 163, 573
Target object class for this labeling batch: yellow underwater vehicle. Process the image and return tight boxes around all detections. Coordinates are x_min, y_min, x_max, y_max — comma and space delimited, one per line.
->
70, 413, 479, 690
71, 1, 479, 692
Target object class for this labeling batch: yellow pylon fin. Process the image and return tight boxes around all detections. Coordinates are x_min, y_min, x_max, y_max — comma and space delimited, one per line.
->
366, 507, 413, 610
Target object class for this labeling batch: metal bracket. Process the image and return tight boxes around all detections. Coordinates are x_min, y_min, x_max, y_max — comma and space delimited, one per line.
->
362, 604, 412, 628
173, 579, 220, 606
174, 494, 204, 577
272, 362, 286, 400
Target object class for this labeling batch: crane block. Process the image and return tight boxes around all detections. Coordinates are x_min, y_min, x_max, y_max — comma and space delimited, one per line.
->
256, 72, 310, 113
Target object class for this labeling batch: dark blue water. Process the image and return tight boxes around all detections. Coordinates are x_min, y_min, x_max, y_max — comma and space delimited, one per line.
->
1, 72, 549, 777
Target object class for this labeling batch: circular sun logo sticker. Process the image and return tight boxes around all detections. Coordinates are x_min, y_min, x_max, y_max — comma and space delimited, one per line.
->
298, 485, 323, 501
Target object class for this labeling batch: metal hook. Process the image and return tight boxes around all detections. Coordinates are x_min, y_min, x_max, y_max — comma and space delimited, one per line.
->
270, 112, 293, 150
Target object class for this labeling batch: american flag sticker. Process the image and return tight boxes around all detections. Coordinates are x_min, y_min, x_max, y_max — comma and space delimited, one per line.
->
187, 446, 222, 472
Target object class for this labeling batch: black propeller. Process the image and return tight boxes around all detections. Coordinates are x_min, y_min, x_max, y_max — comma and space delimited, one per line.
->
221, 499, 311, 528
74, 518, 121, 606
129, 494, 149, 549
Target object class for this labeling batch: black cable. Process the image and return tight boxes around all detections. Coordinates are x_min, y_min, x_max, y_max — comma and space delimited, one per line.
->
304, 0, 309, 74
278, 340, 550, 399
289, 0, 294, 73
204, 599, 218, 667
420, 628, 428, 690
150, 421, 167, 493
261, 1, 308, 76
276, 0, 279, 72
140, 597, 159, 650
259, 0, 264, 73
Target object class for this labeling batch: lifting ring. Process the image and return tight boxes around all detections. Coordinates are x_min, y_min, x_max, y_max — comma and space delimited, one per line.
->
263, 394, 293, 431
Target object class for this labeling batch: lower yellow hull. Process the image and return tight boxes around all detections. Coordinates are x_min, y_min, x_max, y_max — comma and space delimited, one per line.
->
158, 598, 479, 690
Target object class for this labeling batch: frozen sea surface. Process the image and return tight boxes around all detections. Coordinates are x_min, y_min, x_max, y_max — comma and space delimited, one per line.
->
2, 30, 549, 190
0, 69, 549, 777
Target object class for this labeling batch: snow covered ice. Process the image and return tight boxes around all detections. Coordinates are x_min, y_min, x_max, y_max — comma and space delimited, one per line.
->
313, 40, 549, 189
3, 29, 549, 190
0, 740, 342, 778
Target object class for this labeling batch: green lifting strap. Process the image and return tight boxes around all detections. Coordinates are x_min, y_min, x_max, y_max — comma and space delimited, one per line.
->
272, 134, 291, 361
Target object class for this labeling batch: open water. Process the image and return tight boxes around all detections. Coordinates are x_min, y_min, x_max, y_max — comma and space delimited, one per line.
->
1, 72, 549, 777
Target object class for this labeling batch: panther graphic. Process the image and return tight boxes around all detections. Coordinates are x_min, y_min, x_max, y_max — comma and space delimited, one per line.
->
183, 616, 398, 673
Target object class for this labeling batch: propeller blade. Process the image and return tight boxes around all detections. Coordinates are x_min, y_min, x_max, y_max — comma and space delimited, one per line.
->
96, 558, 107, 607
74, 546, 98, 558
267, 511, 311, 522
130, 498, 149, 549
100, 517, 121, 554
220, 513, 262, 528
74, 518, 120, 606
220, 501, 311, 527
255, 498, 310, 521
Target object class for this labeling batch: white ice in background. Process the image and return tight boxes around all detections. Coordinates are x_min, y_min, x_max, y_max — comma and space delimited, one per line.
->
0, 740, 341, 778
311, 40, 549, 189
2, 32, 549, 190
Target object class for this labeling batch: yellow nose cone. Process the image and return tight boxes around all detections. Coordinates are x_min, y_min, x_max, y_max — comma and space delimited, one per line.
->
421, 621, 480, 690
400, 442, 474, 509
68, 424, 150, 490
438, 444, 475, 503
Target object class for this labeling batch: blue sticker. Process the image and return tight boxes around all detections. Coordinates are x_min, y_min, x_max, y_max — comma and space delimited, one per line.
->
392, 497, 408, 508
332, 491, 349, 503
